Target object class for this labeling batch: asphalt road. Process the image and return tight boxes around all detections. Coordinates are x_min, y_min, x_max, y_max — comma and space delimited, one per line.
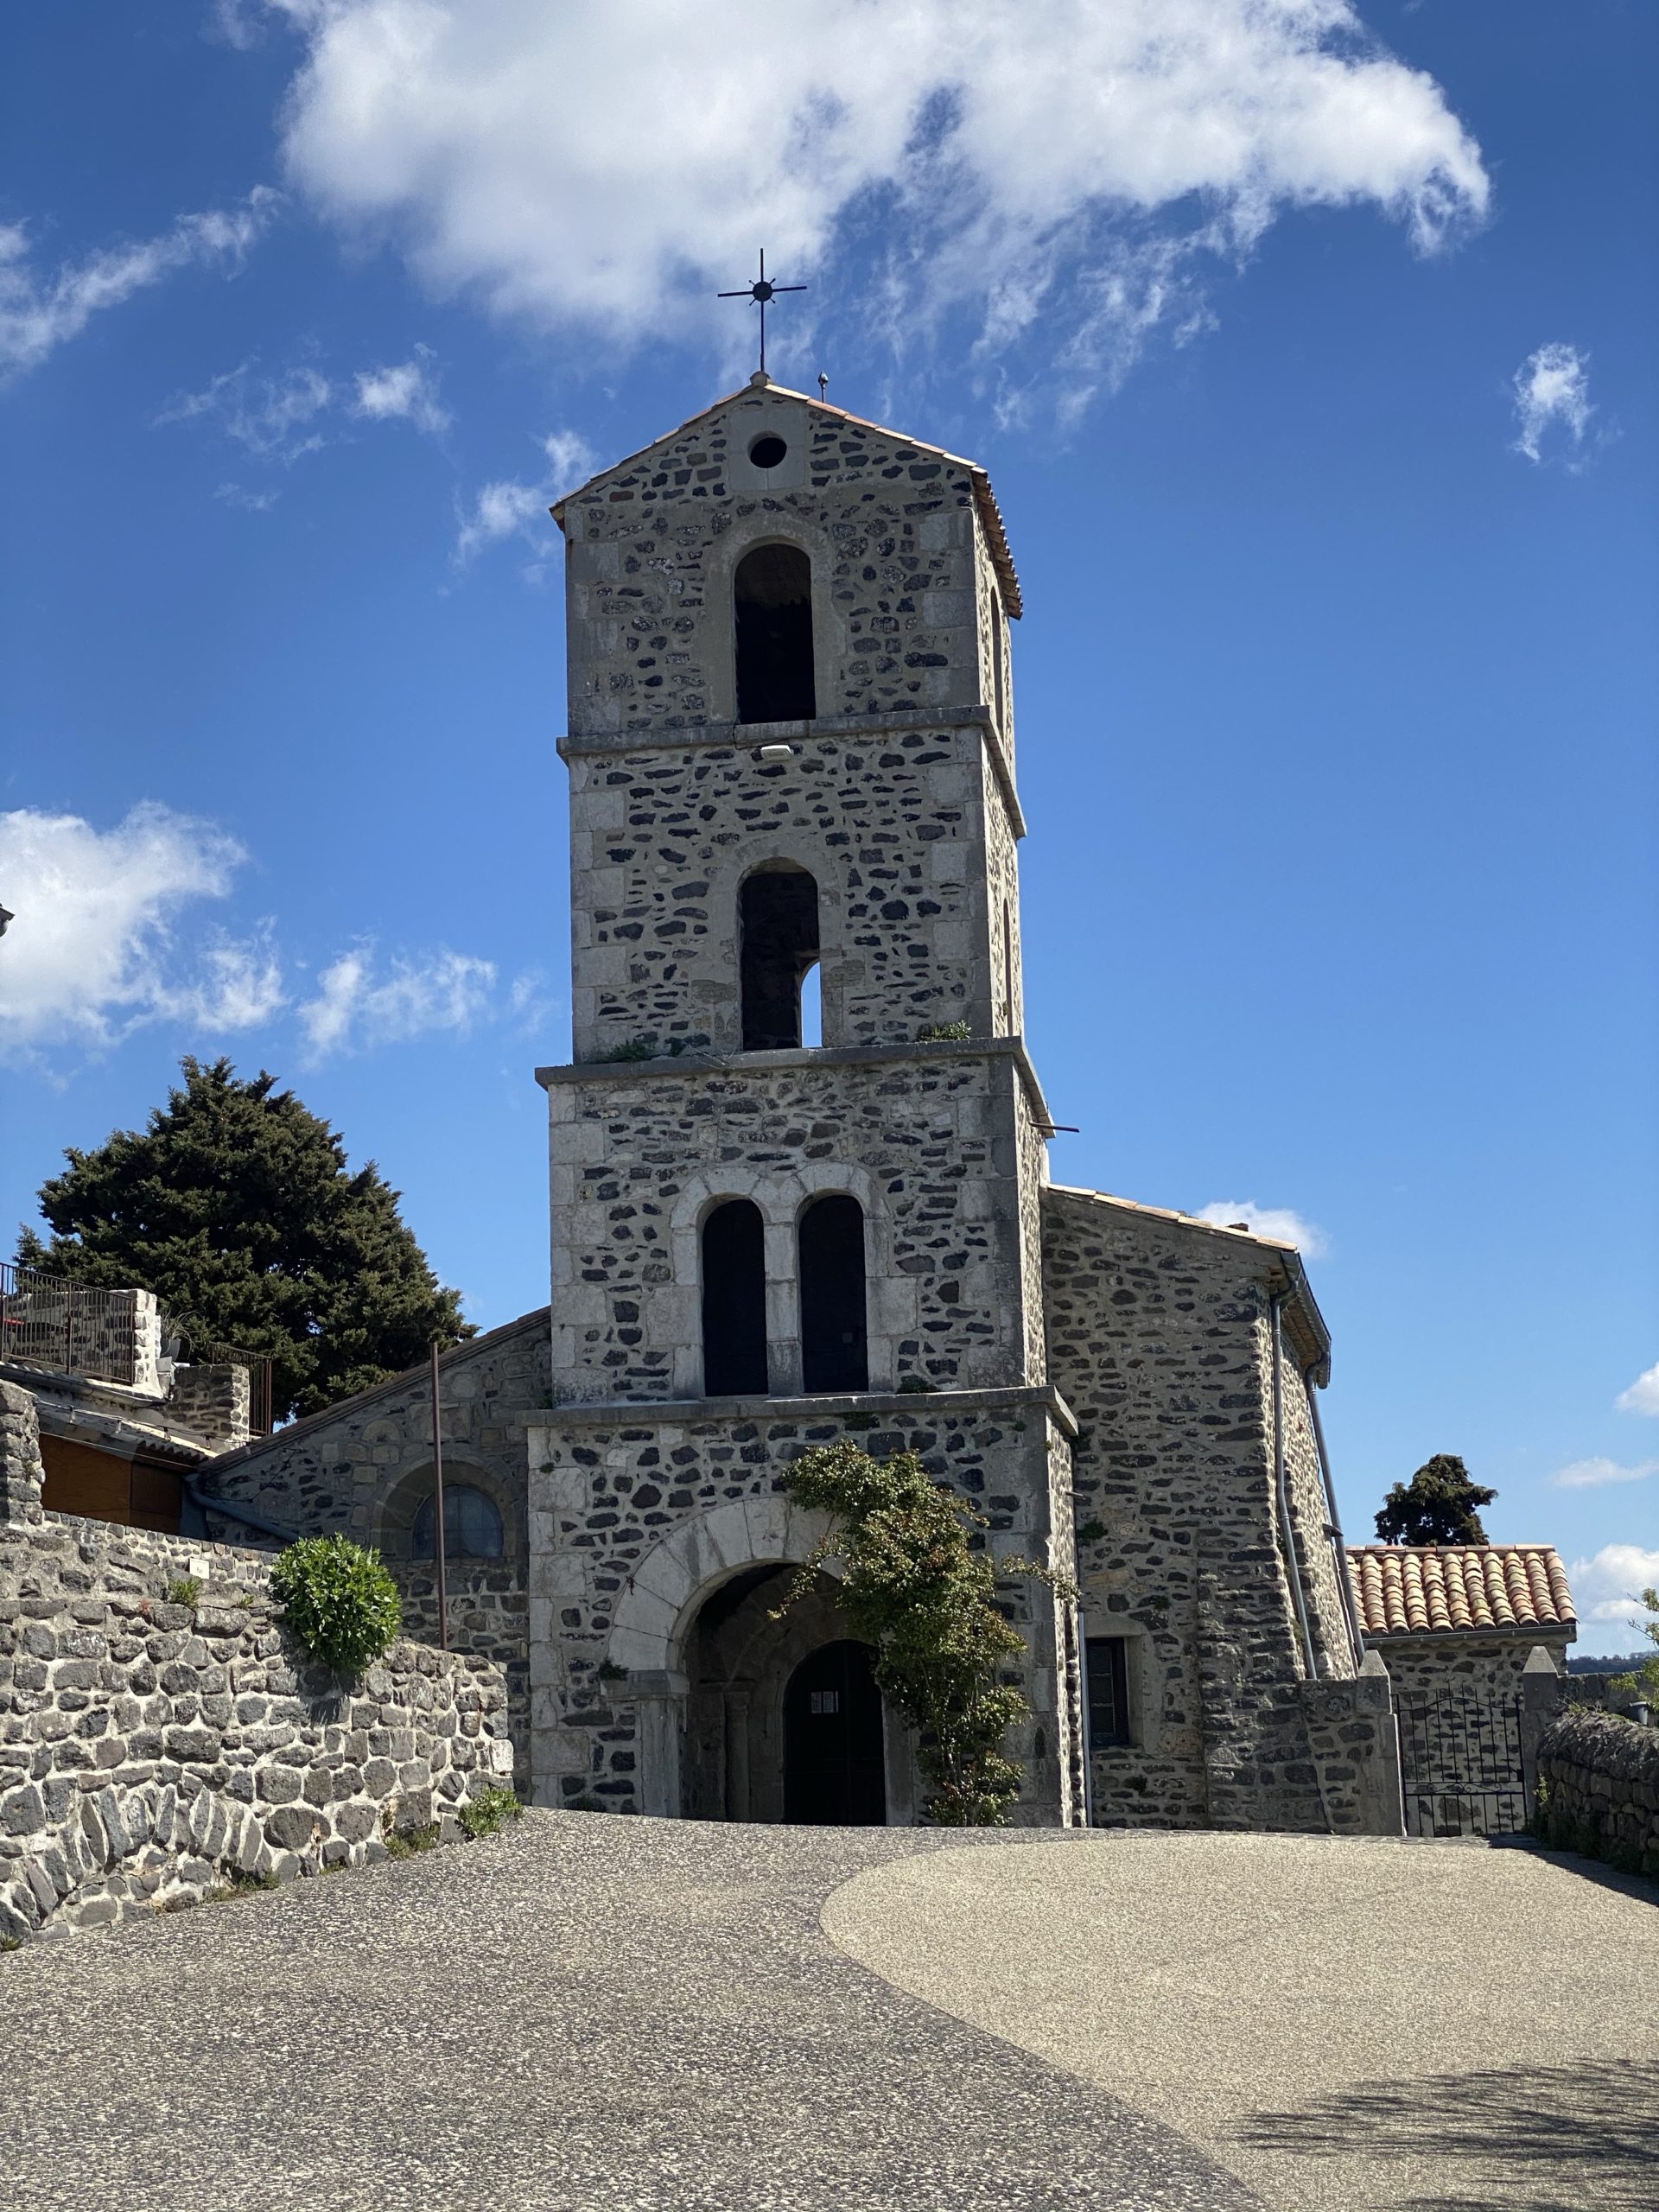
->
1, 1812, 1262, 2212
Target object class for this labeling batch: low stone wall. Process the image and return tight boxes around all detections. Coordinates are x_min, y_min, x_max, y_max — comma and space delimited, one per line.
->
1534, 1708, 1659, 1878
1, 1384, 514, 1944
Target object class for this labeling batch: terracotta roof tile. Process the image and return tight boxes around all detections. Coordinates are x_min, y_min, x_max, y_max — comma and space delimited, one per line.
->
1346, 1545, 1576, 1637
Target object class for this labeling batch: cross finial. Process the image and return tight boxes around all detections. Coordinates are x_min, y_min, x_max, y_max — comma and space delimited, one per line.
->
717, 249, 807, 378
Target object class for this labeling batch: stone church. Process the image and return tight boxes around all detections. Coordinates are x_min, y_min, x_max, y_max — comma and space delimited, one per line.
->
200, 375, 1401, 1834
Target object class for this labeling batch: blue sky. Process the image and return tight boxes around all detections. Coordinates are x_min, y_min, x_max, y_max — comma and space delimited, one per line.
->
2, 2, 1653, 1651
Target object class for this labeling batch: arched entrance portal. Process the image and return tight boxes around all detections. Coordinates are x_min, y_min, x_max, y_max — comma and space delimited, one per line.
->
784, 1639, 886, 1826
682, 1566, 889, 1826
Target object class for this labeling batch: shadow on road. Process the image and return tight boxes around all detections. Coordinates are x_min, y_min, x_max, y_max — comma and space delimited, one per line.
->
1235, 2057, 1659, 2211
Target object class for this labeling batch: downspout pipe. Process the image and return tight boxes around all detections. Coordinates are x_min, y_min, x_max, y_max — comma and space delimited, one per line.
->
1303, 1362, 1367, 1671
1269, 1293, 1318, 1680
180, 1474, 298, 1547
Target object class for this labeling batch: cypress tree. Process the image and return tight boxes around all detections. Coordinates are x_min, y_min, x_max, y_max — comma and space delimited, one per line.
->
1373, 1454, 1497, 1546
16, 1057, 473, 1421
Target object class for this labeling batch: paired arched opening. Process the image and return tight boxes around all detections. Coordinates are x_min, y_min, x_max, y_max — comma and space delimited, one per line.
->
734, 542, 816, 724
798, 1193, 868, 1392
699, 1191, 869, 1399
740, 862, 819, 1050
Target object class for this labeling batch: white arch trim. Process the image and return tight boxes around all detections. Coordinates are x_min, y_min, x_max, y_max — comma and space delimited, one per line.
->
605, 1496, 839, 1676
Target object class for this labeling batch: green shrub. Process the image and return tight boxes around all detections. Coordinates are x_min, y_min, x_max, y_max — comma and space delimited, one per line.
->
270, 1535, 401, 1676
459, 1786, 523, 1840
383, 1822, 440, 1859
162, 1576, 201, 1611
896, 1374, 939, 1395
918, 1020, 972, 1043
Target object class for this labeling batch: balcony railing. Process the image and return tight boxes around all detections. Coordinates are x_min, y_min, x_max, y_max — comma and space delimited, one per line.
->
0, 1262, 139, 1385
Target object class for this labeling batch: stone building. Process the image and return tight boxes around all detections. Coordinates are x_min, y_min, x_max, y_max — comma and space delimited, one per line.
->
198, 375, 1400, 1833
1345, 1542, 1576, 1697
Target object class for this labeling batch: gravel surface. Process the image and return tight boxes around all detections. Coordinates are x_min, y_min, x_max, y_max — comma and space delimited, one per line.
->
823, 1829, 1659, 2212
1, 1812, 1262, 2212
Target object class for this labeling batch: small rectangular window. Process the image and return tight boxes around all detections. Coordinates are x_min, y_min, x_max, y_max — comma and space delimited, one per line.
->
1085, 1637, 1132, 1750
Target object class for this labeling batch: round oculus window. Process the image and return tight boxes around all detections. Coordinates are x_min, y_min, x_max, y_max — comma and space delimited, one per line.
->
748, 433, 788, 469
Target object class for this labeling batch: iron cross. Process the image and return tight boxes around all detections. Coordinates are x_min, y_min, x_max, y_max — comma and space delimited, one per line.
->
718, 249, 806, 377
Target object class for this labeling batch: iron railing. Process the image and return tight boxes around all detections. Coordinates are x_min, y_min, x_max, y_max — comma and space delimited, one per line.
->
0, 1262, 138, 1385
156, 1307, 275, 1436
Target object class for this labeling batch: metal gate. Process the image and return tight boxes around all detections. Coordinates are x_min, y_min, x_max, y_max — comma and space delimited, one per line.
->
1395, 1690, 1529, 1837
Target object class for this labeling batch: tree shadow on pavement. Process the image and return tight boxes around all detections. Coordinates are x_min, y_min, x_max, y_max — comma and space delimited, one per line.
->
1234, 2058, 1659, 2211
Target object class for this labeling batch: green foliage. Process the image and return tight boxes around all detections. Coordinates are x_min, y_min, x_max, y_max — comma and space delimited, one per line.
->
1608, 1587, 1659, 1705
459, 1786, 523, 1839
162, 1577, 201, 1611
896, 1374, 938, 1395
19, 1056, 472, 1421
1374, 1454, 1497, 1546
601, 1039, 658, 1062
918, 1020, 972, 1043
270, 1535, 401, 1676
223, 1867, 281, 1895
383, 1822, 441, 1859
0, 1936, 22, 1953
1074, 1519, 1107, 1546
779, 1440, 1071, 1827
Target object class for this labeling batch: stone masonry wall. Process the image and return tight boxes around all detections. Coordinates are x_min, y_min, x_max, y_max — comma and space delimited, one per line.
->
1371, 1630, 1575, 1702
193, 1317, 546, 1779
1535, 1707, 1659, 1878
1041, 1189, 1347, 1833
565, 713, 1006, 1058
544, 1046, 1040, 1402
0, 1388, 513, 1943
562, 388, 1001, 739
525, 1389, 1078, 1824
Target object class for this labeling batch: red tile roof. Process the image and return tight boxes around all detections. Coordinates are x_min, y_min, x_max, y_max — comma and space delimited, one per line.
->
1347, 1545, 1575, 1637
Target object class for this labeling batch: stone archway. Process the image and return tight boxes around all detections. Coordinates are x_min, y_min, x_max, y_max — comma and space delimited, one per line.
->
603, 1497, 915, 1824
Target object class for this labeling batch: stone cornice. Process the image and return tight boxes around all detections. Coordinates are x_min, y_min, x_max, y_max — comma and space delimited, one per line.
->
517, 1380, 1078, 1438
536, 1032, 1056, 1129
556, 704, 1026, 839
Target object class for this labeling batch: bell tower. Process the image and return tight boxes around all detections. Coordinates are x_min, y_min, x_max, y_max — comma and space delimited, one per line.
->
526, 375, 1084, 1824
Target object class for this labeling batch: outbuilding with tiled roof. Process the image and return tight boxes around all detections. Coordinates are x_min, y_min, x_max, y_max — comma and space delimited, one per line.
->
1347, 1544, 1576, 1696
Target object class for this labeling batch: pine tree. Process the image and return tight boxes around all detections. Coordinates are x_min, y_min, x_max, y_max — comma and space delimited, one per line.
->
17, 1057, 473, 1421
1373, 1454, 1497, 1546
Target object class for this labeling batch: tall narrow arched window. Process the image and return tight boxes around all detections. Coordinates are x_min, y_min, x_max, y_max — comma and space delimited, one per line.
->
741, 864, 819, 1049
702, 1198, 769, 1396
798, 1194, 868, 1394
734, 543, 816, 724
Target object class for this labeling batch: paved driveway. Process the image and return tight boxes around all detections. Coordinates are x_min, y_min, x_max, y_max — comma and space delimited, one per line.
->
824, 1829, 1659, 2212
3, 1816, 1652, 2212
1, 1813, 1257, 2212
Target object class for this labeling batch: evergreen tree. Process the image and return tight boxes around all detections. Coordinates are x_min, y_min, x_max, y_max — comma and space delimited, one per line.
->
17, 1057, 472, 1421
1374, 1454, 1497, 1546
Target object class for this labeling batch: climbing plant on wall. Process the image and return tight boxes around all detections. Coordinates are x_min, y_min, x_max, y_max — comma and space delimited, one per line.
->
779, 1440, 1071, 1827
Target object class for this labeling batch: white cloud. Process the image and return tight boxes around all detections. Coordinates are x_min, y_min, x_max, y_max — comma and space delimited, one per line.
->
1195, 1199, 1330, 1259
1552, 1457, 1659, 1491
215, 481, 283, 512
1565, 1544, 1659, 1658
296, 945, 497, 1058
1511, 341, 1593, 464
0, 803, 281, 1053
270, 0, 1488, 398
455, 429, 595, 565
353, 348, 448, 434
158, 359, 334, 463
1615, 1362, 1659, 1416
0, 190, 276, 378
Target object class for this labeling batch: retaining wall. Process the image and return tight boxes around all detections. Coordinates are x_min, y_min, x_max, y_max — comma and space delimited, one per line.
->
0, 1382, 514, 1943
1534, 1707, 1659, 1878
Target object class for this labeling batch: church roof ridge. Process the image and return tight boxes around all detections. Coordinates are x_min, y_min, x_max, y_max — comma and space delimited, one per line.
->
550, 381, 1021, 616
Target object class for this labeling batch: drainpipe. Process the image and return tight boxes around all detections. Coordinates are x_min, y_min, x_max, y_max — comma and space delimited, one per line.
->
1269, 1294, 1317, 1680
1303, 1361, 1367, 1671
180, 1474, 297, 1546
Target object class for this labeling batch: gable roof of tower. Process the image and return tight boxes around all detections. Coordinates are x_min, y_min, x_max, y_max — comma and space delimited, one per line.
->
1346, 1544, 1576, 1638
550, 380, 1023, 617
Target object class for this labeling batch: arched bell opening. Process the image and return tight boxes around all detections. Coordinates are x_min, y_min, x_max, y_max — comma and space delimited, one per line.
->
734, 541, 816, 724
700, 1197, 769, 1397
798, 1192, 868, 1393
739, 862, 819, 1051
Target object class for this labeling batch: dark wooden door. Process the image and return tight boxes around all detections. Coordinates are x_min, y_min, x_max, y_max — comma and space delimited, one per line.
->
784, 1639, 887, 1826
